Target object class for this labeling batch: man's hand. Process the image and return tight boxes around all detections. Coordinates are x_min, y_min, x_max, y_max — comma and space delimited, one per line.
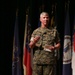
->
44, 45, 55, 51
29, 36, 40, 48
34, 36, 40, 43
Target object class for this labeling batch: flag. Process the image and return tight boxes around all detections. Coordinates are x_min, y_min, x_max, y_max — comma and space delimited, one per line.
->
51, 10, 54, 27
54, 4, 58, 29
72, 15, 75, 75
12, 9, 22, 75
23, 11, 32, 75
62, 6, 72, 75
50, 4, 55, 28
51, 4, 60, 58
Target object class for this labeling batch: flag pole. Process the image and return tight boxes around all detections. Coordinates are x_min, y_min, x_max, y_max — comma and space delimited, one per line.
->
23, 9, 29, 75
51, 4, 54, 27
12, 8, 18, 62
54, 3, 57, 29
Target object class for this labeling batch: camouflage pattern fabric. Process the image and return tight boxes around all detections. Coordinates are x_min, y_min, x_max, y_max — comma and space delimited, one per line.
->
31, 27, 60, 65
32, 64, 55, 75
30, 27, 60, 75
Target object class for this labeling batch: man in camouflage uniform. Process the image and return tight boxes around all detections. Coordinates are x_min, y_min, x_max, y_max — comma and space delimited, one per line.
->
29, 12, 61, 75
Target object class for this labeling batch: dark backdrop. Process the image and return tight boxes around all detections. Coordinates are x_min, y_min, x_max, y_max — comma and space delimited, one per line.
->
1, 0, 75, 75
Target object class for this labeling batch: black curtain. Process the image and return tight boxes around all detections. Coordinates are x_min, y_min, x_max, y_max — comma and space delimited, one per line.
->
1, 0, 74, 75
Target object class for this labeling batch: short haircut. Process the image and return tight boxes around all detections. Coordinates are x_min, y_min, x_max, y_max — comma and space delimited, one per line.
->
40, 12, 49, 18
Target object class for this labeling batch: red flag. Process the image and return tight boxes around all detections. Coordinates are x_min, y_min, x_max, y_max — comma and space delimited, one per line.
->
72, 15, 75, 74
23, 14, 32, 75
72, 15, 75, 52
73, 31, 75, 52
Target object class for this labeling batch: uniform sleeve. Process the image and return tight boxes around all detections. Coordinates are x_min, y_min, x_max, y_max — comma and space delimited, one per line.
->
55, 30, 60, 43
30, 30, 36, 42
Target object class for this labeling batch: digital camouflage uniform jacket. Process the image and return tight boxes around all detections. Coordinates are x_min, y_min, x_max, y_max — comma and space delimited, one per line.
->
30, 27, 60, 65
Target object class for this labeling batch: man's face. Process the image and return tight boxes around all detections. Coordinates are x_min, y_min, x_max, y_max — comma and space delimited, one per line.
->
40, 14, 50, 27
